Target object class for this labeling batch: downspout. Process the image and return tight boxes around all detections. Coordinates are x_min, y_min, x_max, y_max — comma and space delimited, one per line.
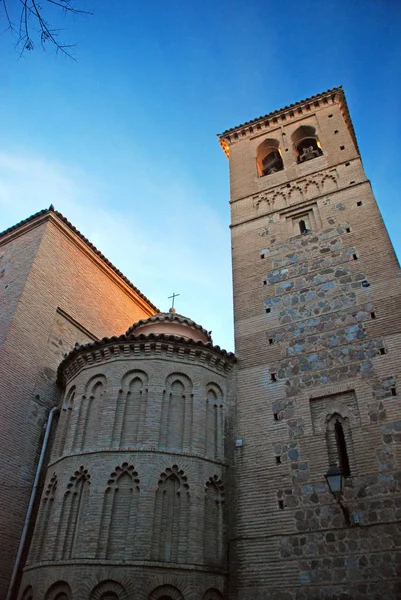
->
6, 406, 59, 600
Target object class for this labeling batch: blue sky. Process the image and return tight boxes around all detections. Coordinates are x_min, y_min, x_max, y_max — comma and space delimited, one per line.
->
0, 0, 400, 351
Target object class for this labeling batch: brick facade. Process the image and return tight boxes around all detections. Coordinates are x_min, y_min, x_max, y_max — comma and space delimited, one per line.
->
0, 209, 156, 599
18, 316, 235, 600
219, 88, 401, 599
3, 87, 401, 600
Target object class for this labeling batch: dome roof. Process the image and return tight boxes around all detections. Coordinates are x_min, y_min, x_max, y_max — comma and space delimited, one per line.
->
126, 309, 212, 343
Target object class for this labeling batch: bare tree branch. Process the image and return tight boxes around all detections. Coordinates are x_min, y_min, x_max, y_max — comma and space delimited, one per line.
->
0, 0, 92, 59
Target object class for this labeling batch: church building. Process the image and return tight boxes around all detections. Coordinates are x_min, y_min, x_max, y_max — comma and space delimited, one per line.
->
1, 87, 400, 600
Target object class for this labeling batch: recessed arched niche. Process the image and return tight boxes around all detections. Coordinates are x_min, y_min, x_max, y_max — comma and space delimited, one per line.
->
256, 138, 284, 177
292, 125, 323, 163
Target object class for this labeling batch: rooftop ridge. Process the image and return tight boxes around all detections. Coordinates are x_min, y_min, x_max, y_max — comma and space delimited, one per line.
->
0, 205, 159, 312
127, 311, 212, 342
217, 86, 343, 137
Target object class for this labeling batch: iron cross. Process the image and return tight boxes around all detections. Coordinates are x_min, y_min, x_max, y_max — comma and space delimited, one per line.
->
168, 292, 180, 309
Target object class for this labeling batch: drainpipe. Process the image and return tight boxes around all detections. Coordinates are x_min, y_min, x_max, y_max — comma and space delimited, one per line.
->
6, 406, 59, 600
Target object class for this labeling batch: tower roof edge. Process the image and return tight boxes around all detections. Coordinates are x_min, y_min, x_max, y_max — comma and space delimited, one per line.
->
217, 86, 349, 138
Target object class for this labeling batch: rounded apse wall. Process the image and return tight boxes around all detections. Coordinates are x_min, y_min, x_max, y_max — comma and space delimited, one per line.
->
19, 333, 235, 600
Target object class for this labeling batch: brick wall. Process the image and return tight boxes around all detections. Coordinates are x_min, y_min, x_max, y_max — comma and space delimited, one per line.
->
0, 211, 156, 599
19, 334, 235, 599
222, 90, 401, 600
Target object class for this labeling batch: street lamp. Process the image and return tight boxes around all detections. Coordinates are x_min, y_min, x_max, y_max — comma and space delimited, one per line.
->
325, 466, 351, 525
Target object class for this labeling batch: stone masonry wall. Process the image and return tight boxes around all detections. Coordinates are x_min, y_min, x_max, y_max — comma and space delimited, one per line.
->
225, 91, 401, 600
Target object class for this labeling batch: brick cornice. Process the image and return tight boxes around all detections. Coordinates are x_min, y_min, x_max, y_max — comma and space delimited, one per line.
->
218, 86, 359, 159
58, 332, 236, 385
47, 446, 230, 469
0, 207, 158, 315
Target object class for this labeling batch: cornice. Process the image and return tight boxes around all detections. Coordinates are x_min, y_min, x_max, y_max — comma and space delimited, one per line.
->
47, 446, 229, 469
58, 332, 236, 385
24, 559, 228, 576
127, 312, 212, 342
217, 87, 359, 159
0, 207, 50, 244
0, 206, 158, 314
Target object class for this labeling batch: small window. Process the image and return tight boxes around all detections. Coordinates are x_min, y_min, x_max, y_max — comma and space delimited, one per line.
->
261, 253, 265, 259
340, 145, 345, 150
263, 280, 267, 286
299, 219, 307, 234
328, 114, 333, 118
335, 419, 351, 477
265, 307, 271, 314
268, 338, 274, 345
353, 254, 358, 261
361, 280, 370, 288
278, 500, 284, 510
371, 311, 376, 319
273, 412, 279, 421
391, 385, 397, 397
334, 130, 339, 134
326, 413, 353, 478
345, 162, 350, 166
271, 373, 277, 382
357, 201, 363, 206
378, 347, 387, 356
275, 456, 281, 464
345, 227, 351, 233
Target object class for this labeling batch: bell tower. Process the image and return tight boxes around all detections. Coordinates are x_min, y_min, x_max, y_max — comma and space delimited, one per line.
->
219, 88, 401, 599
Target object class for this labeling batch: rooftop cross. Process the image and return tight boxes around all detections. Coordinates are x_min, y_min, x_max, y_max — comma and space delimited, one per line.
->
168, 292, 180, 311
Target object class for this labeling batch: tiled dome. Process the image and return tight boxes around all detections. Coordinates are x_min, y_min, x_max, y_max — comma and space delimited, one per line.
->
126, 308, 212, 343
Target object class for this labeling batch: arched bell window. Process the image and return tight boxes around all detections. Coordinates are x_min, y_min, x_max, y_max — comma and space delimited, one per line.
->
256, 139, 284, 177
292, 125, 323, 163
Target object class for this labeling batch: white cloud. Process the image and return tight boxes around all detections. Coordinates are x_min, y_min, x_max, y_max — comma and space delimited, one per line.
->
0, 151, 234, 350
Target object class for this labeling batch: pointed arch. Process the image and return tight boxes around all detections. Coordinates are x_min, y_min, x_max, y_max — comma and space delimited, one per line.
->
148, 585, 184, 600
271, 191, 287, 210
80, 375, 107, 451
97, 463, 140, 560
203, 589, 224, 600
160, 373, 193, 451
30, 473, 57, 563
326, 413, 353, 476
55, 386, 76, 458
205, 383, 224, 459
151, 465, 190, 562
44, 582, 72, 600
204, 476, 225, 566
20, 585, 34, 600
55, 466, 90, 559
118, 370, 148, 448
321, 174, 338, 193
89, 580, 127, 600
304, 181, 320, 200
289, 186, 303, 205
